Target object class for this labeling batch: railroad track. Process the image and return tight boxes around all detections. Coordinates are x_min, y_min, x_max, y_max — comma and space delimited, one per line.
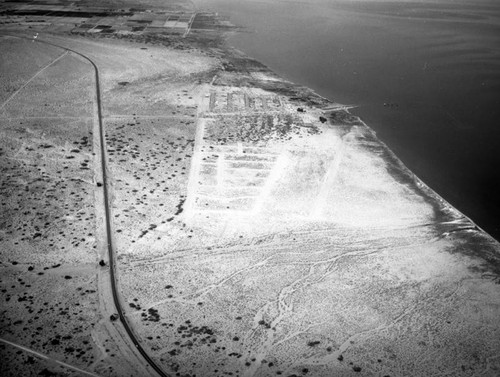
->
4, 33, 169, 377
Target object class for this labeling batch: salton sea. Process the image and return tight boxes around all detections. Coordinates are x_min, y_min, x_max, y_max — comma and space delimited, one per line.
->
193, 0, 500, 240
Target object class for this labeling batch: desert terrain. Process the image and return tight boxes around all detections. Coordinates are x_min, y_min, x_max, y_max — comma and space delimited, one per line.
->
1, 1, 500, 377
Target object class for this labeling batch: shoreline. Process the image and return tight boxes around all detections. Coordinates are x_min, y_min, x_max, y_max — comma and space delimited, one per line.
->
198, 0, 500, 241
1, 1, 500, 376
215, 44, 497, 244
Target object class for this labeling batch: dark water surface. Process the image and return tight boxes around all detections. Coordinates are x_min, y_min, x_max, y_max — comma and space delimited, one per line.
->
193, 0, 500, 240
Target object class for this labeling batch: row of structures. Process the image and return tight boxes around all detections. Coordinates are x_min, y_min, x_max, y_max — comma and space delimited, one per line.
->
71, 11, 199, 36
0, 4, 231, 36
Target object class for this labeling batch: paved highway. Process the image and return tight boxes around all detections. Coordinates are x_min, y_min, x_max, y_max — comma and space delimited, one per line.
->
7, 33, 169, 377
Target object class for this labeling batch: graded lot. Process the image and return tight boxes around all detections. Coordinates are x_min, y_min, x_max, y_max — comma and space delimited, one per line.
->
2, 2, 500, 377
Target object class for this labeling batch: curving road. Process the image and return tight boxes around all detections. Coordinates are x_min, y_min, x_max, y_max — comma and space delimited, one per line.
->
5, 34, 169, 377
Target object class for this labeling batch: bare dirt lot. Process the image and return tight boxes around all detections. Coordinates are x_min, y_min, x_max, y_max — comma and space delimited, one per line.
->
113, 83, 500, 377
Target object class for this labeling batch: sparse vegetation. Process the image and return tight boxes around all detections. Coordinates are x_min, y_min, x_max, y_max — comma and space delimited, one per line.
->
2, 1, 500, 377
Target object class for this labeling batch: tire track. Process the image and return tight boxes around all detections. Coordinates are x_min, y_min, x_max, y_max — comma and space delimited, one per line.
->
0, 337, 101, 377
0, 48, 68, 112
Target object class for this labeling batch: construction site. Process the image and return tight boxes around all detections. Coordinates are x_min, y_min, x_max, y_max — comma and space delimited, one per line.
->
1, 1, 500, 376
